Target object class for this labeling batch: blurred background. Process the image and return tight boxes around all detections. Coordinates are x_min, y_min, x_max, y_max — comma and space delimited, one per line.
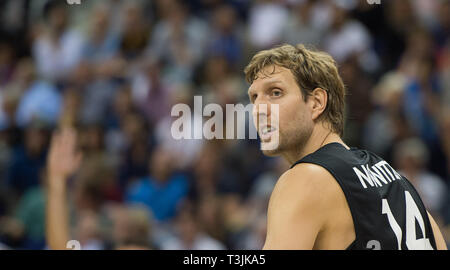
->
0, 0, 449, 250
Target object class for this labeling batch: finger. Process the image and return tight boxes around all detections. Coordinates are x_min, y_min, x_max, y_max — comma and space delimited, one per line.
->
60, 127, 77, 155
67, 129, 78, 157
49, 131, 62, 156
60, 127, 73, 147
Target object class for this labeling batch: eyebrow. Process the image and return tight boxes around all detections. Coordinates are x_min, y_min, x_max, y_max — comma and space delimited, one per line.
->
248, 80, 284, 94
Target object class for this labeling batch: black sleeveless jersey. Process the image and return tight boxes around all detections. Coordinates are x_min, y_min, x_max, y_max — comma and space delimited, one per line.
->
290, 142, 437, 250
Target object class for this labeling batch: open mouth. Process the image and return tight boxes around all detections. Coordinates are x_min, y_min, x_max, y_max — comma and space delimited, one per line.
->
259, 126, 277, 142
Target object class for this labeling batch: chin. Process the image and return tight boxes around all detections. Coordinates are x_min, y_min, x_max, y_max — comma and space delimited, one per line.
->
260, 141, 282, 157
261, 149, 281, 157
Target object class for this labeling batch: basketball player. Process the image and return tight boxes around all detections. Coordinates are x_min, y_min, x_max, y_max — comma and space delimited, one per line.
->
244, 44, 447, 250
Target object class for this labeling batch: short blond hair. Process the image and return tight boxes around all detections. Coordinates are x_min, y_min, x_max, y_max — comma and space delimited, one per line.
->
244, 44, 346, 137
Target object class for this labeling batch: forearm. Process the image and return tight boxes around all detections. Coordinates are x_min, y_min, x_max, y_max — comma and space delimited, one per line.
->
46, 175, 70, 250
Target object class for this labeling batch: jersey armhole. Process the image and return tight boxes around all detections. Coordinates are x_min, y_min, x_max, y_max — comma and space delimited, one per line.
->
293, 160, 362, 250
346, 240, 357, 250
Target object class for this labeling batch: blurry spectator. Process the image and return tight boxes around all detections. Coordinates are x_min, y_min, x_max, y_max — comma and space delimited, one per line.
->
221, 193, 250, 249
440, 106, 450, 177
125, 146, 189, 222
351, 0, 384, 39
207, 4, 244, 68
438, 41, 450, 105
0, 215, 24, 249
77, 123, 122, 203
196, 194, 226, 245
0, 0, 31, 38
80, 79, 119, 126
402, 27, 435, 68
282, 0, 324, 48
308, 0, 334, 31
0, 134, 12, 213
0, 58, 35, 130
60, 58, 122, 127
340, 56, 374, 147
7, 122, 49, 196
189, 141, 245, 200
240, 214, 267, 250
109, 204, 153, 250
13, 177, 47, 249
411, 0, 441, 31
379, 0, 419, 71
14, 79, 62, 128
0, 39, 15, 87
131, 59, 171, 126
72, 157, 119, 213
149, 0, 210, 87
248, 0, 288, 49
394, 138, 447, 216
154, 87, 204, 170
198, 54, 245, 106
118, 1, 151, 61
363, 71, 410, 158
104, 85, 136, 158
161, 201, 225, 250
397, 33, 449, 178
402, 56, 440, 145
189, 143, 222, 200
115, 110, 152, 188
247, 158, 287, 212
323, 0, 379, 73
73, 210, 104, 250
238, 157, 288, 249
432, 0, 450, 49
32, 0, 85, 82
105, 84, 135, 132
82, 3, 119, 65
78, 124, 106, 158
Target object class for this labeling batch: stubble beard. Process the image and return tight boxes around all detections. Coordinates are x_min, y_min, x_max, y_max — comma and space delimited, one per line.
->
261, 122, 313, 158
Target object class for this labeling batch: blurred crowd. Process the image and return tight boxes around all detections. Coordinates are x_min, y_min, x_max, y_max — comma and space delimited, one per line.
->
0, 0, 449, 250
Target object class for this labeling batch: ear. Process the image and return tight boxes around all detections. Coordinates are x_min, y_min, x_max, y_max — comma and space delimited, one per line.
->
309, 88, 327, 121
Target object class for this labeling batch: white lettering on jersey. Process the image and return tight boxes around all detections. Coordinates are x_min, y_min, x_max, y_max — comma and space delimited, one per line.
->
353, 161, 402, 189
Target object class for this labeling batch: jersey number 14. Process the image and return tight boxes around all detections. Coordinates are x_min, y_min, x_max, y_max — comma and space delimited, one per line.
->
381, 191, 433, 250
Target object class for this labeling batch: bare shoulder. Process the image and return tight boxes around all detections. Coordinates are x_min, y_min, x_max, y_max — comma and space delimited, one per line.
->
267, 162, 345, 229
264, 162, 350, 249
271, 162, 341, 206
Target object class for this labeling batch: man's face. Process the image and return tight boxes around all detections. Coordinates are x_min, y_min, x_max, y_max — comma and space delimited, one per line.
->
248, 65, 314, 156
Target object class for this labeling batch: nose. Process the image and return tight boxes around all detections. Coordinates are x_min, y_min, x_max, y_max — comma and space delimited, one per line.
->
253, 99, 271, 128
253, 94, 272, 114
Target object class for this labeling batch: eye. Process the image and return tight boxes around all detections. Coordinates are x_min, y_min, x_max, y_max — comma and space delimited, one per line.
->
271, 88, 282, 97
249, 93, 257, 103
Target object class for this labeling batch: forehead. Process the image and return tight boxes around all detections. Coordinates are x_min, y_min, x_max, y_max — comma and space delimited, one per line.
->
248, 65, 295, 92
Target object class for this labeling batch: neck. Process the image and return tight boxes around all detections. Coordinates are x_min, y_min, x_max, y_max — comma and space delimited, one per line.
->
282, 124, 349, 165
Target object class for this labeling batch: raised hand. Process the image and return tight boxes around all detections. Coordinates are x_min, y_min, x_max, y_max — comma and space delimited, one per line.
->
47, 127, 82, 185
46, 127, 82, 250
